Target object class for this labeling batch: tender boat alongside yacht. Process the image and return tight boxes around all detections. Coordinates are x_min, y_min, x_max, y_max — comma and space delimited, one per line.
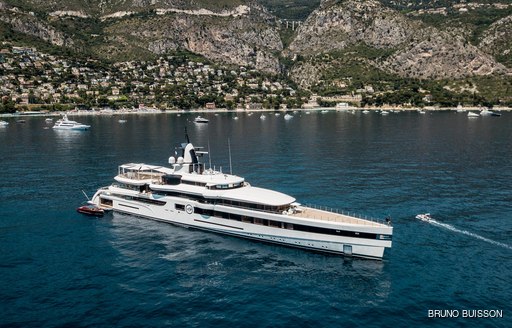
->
77, 205, 105, 217
53, 114, 90, 130
89, 133, 393, 260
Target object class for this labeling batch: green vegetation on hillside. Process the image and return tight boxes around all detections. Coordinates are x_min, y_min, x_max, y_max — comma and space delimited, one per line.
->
410, 7, 512, 43
257, 0, 320, 20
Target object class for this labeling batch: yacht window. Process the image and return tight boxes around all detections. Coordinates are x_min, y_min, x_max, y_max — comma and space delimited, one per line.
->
241, 216, 252, 223
175, 204, 185, 211
162, 174, 182, 185
269, 220, 281, 228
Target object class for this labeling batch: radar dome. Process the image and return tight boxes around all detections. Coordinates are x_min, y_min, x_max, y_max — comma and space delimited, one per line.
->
168, 156, 176, 164
177, 156, 184, 164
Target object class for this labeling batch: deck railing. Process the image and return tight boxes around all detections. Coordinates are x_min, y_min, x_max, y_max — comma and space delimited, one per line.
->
302, 204, 390, 226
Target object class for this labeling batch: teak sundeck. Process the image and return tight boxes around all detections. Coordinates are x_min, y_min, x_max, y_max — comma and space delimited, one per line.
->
90, 133, 393, 259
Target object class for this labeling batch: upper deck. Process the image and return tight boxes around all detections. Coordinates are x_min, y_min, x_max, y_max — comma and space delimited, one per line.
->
291, 205, 390, 228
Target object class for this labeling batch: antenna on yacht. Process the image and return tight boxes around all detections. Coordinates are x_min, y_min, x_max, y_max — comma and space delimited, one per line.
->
208, 140, 212, 169
228, 138, 233, 175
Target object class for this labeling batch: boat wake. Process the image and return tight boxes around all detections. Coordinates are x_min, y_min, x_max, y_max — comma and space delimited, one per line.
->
426, 219, 512, 250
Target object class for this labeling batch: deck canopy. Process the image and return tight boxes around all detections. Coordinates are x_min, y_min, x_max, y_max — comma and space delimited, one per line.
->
216, 186, 295, 207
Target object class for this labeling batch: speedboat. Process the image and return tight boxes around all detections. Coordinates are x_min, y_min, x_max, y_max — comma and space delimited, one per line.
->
467, 112, 479, 118
415, 213, 433, 222
284, 113, 293, 120
53, 114, 90, 130
77, 205, 105, 217
260, 114, 266, 120
45, 118, 53, 123
89, 132, 393, 260
118, 119, 127, 123
194, 116, 209, 123
0, 120, 8, 126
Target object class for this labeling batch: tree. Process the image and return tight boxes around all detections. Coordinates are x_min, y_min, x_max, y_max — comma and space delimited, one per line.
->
0, 99, 16, 114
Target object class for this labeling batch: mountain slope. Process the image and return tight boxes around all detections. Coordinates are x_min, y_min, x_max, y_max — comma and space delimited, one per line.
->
0, 0, 510, 102
479, 15, 512, 67
0, 0, 282, 72
286, 0, 507, 84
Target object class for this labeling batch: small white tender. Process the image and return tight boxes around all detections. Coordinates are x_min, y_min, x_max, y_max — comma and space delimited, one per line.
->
416, 213, 433, 222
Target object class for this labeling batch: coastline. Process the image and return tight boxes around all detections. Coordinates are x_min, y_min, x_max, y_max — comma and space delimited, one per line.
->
1, 105, 511, 118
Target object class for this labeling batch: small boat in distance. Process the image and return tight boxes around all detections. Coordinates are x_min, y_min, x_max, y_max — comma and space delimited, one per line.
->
53, 114, 90, 130
467, 112, 480, 118
45, 118, 53, 123
284, 113, 293, 120
479, 108, 493, 116
194, 116, 209, 124
416, 213, 433, 222
77, 205, 105, 217
118, 119, 127, 123
480, 108, 501, 117
260, 114, 266, 120
0, 120, 8, 126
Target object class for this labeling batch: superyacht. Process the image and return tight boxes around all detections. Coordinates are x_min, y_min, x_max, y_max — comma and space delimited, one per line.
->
91, 133, 393, 259
53, 114, 90, 130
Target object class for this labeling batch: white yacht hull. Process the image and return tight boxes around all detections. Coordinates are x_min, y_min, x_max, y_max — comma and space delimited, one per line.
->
93, 190, 392, 260
53, 125, 90, 131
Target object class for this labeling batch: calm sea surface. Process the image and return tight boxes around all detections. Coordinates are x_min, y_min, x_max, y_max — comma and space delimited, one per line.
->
0, 111, 511, 327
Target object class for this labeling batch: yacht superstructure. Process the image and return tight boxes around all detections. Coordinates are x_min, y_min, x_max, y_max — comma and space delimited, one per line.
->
91, 134, 393, 259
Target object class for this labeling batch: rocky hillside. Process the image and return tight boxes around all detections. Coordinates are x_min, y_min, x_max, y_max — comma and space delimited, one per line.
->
479, 15, 512, 67
286, 0, 508, 87
0, 0, 282, 73
0, 0, 510, 91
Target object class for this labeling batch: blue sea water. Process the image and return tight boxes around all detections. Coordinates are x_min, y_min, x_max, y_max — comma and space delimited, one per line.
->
0, 111, 511, 327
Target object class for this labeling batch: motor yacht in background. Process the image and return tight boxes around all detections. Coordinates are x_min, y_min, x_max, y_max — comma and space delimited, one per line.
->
194, 116, 209, 123
53, 114, 90, 130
